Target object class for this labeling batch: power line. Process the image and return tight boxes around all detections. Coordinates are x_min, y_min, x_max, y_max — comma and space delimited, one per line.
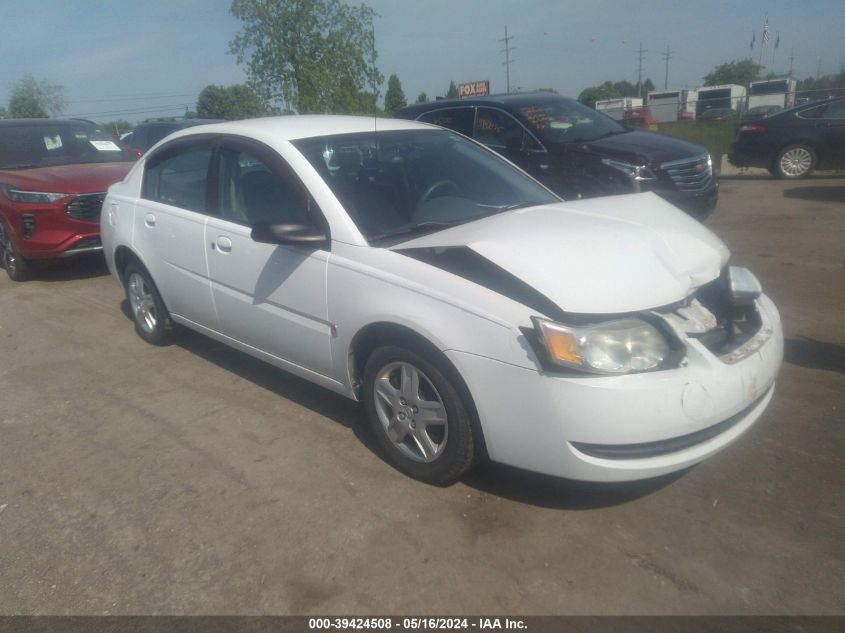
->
65, 92, 199, 105
499, 25, 515, 94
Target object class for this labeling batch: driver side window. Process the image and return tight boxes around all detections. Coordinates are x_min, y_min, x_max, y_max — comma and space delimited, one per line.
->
474, 108, 540, 150
218, 148, 312, 227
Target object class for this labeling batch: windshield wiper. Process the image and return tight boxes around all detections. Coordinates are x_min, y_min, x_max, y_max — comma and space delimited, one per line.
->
369, 220, 465, 244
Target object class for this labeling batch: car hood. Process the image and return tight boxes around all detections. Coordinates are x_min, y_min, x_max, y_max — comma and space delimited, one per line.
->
0, 162, 133, 194
569, 129, 709, 166
391, 192, 729, 314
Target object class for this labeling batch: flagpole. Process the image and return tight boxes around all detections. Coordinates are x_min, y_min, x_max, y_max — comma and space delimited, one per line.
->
771, 34, 778, 71
758, 15, 768, 70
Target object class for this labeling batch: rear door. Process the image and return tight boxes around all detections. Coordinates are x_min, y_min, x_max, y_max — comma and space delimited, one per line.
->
135, 138, 217, 328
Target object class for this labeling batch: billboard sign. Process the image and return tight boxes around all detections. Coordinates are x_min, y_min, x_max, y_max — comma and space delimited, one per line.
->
458, 80, 490, 99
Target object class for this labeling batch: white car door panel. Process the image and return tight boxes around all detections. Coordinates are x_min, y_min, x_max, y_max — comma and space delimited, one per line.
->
132, 198, 215, 328
204, 216, 332, 377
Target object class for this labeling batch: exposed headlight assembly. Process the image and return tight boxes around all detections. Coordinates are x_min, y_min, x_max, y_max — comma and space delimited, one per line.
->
1, 185, 67, 204
532, 316, 673, 374
727, 265, 761, 307
601, 158, 657, 190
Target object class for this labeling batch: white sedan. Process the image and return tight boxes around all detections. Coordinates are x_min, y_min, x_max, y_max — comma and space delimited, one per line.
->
101, 116, 783, 485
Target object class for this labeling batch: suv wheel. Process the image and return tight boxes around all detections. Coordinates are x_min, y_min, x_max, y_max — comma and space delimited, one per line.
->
774, 144, 816, 179
0, 219, 32, 281
124, 263, 173, 345
363, 345, 475, 485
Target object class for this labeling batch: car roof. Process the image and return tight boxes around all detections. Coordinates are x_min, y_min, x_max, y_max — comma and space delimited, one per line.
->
397, 92, 571, 117
164, 114, 431, 142
0, 118, 101, 127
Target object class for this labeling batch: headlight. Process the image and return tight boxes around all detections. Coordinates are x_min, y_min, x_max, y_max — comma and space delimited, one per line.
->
532, 316, 672, 374
601, 158, 657, 184
1, 185, 67, 204
727, 265, 761, 306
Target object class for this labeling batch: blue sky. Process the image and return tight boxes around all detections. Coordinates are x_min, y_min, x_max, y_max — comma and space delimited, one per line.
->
1, 0, 842, 122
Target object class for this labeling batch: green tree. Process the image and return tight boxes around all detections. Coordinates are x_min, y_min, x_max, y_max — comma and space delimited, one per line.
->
416, 91, 428, 104
796, 71, 845, 100
703, 60, 761, 87
445, 80, 458, 99
229, 0, 382, 114
384, 74, 407, 113
578, 78, 656, 107
196, 84, 267, 119
0, 105, 7, 119
8, 75, 66, 118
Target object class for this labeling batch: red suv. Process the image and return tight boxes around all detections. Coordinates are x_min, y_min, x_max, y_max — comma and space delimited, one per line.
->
0, 119, 135, 280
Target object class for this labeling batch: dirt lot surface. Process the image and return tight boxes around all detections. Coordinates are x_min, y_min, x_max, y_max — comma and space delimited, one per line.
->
0, 176, 843, 615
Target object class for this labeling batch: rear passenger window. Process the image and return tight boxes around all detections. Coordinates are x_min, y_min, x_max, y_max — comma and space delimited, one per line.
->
142, 145, 213, 212
417, 108, 475, 137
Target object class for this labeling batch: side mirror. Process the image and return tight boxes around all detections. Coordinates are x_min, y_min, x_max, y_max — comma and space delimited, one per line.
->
251, 221, 328, 248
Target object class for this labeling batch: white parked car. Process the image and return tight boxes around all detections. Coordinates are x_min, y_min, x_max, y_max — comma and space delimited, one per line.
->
101, 116, 783, 485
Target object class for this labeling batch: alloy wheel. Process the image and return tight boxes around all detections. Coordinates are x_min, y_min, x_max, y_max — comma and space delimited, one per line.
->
373, 361, 449, 463
0, 222, 18, 277
127, 272, 158, 334
779, 147, 813, 177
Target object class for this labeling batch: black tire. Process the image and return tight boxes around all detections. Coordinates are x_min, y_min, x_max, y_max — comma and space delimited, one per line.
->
123, 263, 173, 345
0, 219, 32, 282
363, 345, 475, 485
773, 144, 816, 179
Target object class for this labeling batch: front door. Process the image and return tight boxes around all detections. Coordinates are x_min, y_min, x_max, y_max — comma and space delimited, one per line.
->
204, 141, 333, 377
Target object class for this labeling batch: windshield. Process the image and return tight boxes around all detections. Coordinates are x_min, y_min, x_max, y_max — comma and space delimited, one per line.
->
519, 99, 626, 144
0, 122, 135, 170
293, 129, 559, 243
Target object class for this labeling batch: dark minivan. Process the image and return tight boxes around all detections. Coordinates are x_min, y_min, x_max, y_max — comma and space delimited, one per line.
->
397, 93, 718, 220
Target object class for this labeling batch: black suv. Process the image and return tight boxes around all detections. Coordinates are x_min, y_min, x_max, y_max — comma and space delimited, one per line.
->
397, 94, 718, 220
122, 118, 224, 154
730, 97, 845, 178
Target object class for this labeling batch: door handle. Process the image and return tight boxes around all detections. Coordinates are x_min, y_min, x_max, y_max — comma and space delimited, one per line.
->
144, 213, 156, 227
214, 236, 233, 253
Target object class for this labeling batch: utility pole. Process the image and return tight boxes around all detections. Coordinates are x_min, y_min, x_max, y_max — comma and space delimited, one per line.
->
662, 45, 673, 90
499, 26, 515, 94
817, 57, 823, 79
635, 43, 647, 98
788, 49, 795, 79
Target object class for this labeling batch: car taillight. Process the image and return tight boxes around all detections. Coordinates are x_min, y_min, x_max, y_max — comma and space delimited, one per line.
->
738, 124, 766, 134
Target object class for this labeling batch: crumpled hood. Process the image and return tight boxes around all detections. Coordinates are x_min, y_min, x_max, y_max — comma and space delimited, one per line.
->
0, 162, 133, 194
391, 192, 730, 314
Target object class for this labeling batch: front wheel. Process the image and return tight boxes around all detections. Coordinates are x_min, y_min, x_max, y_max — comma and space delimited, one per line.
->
774, 144, 816, 179
0, 219, 32, 281
124, 263, 173, 345
363, 345, 475, 485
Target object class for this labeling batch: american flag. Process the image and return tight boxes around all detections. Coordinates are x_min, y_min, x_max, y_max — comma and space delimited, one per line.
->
763, 19, 769, 44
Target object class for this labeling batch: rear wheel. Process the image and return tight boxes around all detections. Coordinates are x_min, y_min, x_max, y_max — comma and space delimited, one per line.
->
124, 263, 173, 345
774, 144, 816, 179
0, 219, 31, 281
363, 345, 475, 485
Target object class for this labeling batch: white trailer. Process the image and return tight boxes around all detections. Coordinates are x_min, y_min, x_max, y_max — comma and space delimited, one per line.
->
646, 89, 697, 122
696, 84, 747, 116
594, 97, 642, 120
748, 78, 798, 109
